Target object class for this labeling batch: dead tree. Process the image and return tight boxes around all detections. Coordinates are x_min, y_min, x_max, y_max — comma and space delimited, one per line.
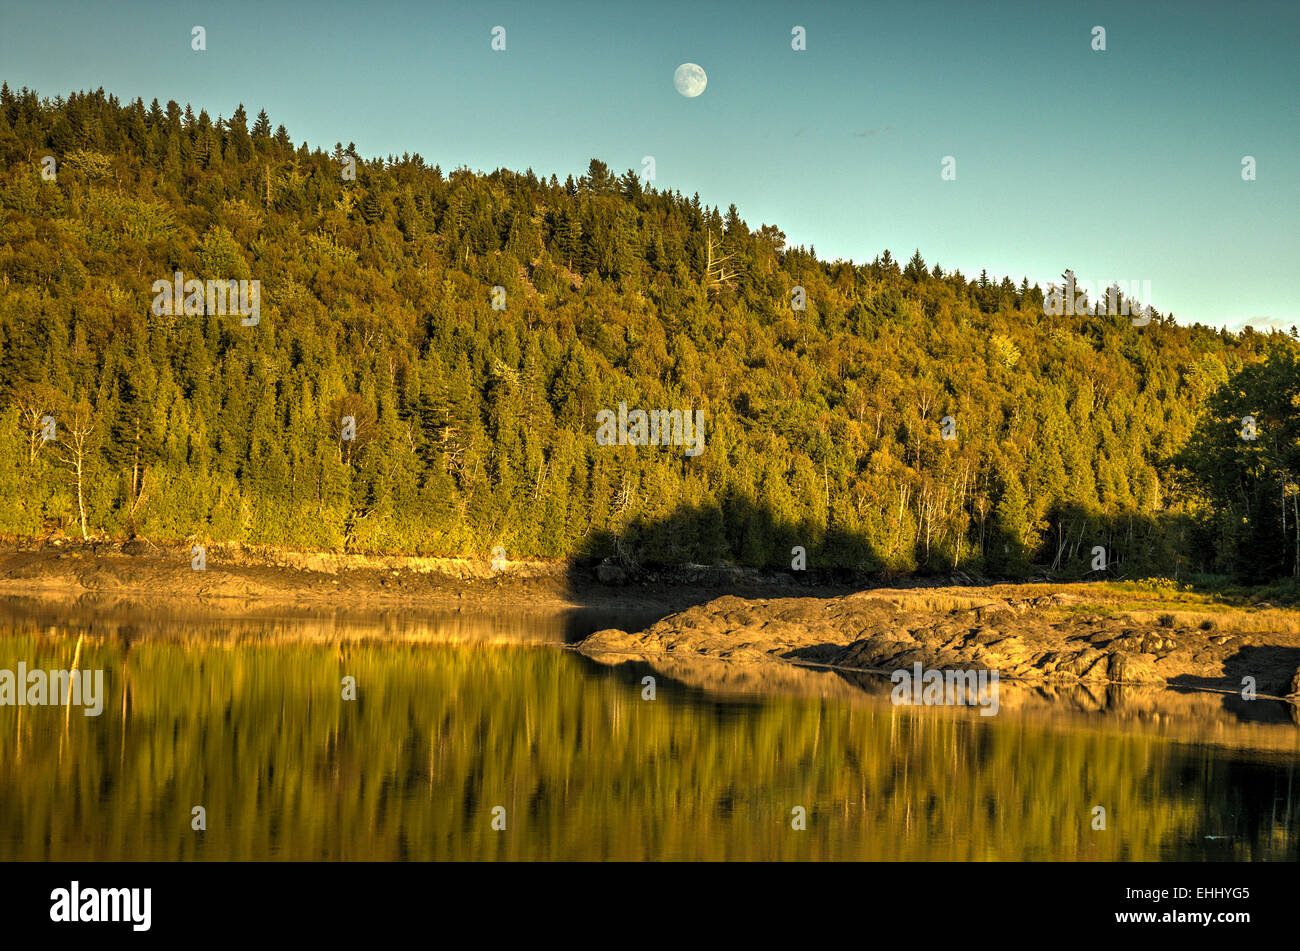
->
704, 233, 736, 295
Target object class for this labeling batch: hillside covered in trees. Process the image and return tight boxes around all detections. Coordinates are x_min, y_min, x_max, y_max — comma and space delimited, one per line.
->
0, 86, 1296, 581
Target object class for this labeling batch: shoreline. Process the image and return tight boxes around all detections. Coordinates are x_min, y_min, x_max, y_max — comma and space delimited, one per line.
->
0, 536, 865, 617
577, 586, 1300, 703
4, 537, 1300, 708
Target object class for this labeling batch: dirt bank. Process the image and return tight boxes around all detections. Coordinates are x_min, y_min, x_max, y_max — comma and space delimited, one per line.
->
579, 585, 1300, 700
0, 537, 857, 616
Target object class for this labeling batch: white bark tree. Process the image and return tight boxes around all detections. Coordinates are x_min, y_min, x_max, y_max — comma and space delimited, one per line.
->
58, 399, 98, 540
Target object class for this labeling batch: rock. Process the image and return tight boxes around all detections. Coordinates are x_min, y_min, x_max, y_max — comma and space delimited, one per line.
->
569, 586, 1282, 695
1106, 650, 1163, 686
975, 601, 1015, 621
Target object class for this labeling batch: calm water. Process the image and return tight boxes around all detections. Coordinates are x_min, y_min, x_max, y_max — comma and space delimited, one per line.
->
1, 598, 1297, 861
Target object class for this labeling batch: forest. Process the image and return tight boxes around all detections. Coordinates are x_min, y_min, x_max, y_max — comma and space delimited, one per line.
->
0, 86, 1296, 581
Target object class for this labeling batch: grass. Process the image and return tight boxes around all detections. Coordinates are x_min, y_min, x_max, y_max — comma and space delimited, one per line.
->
891, 577, 1300, 638
1051, 580, 1300, 637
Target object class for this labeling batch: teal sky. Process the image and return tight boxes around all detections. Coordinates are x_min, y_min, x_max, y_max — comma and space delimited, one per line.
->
2, 0, 1296, 328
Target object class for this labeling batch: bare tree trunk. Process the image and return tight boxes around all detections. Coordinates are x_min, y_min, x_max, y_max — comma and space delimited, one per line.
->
132, 415, 140, 502
823, 461, 829, 518
60, 400, 98, 541
76, 454, 88, 540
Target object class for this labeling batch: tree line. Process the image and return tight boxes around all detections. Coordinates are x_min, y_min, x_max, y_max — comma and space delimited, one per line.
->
0, 85, 1295, 581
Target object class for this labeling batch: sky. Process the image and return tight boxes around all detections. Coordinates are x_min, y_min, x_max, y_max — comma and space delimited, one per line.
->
1, 0, 1296, 329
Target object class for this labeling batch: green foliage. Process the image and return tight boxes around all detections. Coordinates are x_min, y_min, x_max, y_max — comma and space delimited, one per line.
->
1176, 344, 1300, 581
0, 85, 1292, 577
1131, 577, 1192, 594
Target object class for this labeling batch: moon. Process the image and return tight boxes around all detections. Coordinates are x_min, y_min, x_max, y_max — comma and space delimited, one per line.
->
674, 63, 707, 98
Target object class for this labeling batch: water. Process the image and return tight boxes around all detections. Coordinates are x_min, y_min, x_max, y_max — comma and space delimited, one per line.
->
1, 597, 1297, 861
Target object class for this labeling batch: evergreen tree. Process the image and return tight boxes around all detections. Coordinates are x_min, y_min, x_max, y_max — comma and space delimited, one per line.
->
0, 87, 1278, 576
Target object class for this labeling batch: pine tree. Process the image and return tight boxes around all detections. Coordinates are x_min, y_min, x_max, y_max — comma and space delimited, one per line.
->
227, 104, 253, 162
251, 108, 271, 141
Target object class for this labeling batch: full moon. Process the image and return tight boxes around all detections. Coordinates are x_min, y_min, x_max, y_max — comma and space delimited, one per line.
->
673, 63, 707, 98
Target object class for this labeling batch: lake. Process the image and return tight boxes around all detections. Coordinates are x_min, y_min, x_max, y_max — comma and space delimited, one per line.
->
1, 596, 1296, 861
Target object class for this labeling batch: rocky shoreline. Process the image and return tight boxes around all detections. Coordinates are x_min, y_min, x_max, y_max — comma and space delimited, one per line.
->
579, 587, 1300, 701
6, 538, 1300, 703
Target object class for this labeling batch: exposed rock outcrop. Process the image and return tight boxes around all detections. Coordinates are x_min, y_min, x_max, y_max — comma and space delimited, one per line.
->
580, 587, 1300, 696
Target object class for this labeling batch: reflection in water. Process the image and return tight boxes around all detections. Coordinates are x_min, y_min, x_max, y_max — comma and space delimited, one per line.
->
0, 605, 1297, 861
